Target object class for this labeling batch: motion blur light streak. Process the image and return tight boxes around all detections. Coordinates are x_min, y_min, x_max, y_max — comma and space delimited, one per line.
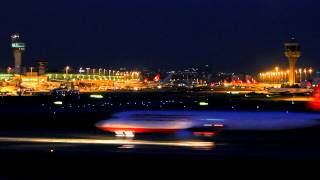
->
115, 131, 135, 137
213, 124, 224, 127
193, 132, 215, 137
0, 137, 214, 149
97, 110, 320, 132
118, 145, 135, 149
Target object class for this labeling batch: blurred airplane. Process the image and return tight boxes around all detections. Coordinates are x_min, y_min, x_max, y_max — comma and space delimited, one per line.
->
96, 110, 320, 137
95, 111, 224, 137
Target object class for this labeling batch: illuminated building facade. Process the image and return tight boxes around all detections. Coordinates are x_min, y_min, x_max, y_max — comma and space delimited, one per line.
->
37, 60, 48, 75
0, 66, 144, 95
46, 69, 142, 91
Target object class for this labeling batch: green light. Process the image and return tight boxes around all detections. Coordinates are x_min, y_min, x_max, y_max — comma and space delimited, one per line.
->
199, 102, 209, 106
0, 74, 14, 78
90, 94, 104, 99
12, 43, 25, 48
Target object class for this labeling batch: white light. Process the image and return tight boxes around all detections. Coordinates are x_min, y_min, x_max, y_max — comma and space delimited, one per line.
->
0, 137, 214, 148
53, 101, 63, 105
115, 131, 135, 137
124, 131, 135, 137
79, 68, 85, 73
213, 124, 224, 127
118, 145, 135, 149
115, 131, 125, 137
90, 94, 104, 99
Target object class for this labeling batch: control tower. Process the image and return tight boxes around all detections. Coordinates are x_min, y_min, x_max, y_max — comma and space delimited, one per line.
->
37, 60, 48, 75
284, 37, 301, 86
11, 33, 26, 74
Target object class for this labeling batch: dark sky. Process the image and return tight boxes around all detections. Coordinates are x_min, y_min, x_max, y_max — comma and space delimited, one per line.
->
0, 0, 319, 72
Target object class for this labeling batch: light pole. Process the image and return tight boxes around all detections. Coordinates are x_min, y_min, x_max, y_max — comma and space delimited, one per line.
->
65, 66, 70, 81
65, 66, 70, 75
309, 68, 313, 80
86, 68, 90, 75
79, 67, 83, 74
86, 68, 90, 80
7, 67, 12, 74
99, 68, 102, 76
30, 67, 34, 76
299, 68, 302, 82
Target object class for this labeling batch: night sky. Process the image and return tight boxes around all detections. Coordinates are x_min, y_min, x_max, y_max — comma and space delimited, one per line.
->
0, 0, 320, 72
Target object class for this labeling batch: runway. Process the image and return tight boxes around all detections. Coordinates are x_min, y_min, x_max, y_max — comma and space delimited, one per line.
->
1, 110, 320, 157
0, 124, 320, 162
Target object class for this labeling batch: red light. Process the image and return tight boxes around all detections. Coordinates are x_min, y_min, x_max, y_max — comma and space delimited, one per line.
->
154, 74, 160, 82
99, 127, 179, 134
193, 132, 216, 137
